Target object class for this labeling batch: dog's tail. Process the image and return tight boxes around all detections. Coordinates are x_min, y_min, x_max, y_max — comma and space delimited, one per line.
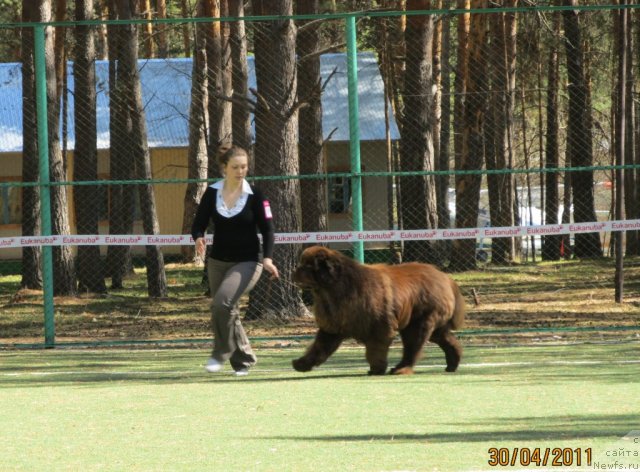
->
450, 281, 466, 330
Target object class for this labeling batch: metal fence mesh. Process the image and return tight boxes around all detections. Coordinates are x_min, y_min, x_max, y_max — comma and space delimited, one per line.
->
1, 4, 639, 346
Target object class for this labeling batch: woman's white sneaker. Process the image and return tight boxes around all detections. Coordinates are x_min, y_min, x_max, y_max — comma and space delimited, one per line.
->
205, 358, 223, 373
233, 368, 249, 376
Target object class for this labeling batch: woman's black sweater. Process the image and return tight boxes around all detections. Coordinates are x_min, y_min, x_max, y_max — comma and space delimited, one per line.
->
191, 185, 275, 262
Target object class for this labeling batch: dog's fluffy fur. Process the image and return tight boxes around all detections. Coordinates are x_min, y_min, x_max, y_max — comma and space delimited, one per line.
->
292, 246, 465, 375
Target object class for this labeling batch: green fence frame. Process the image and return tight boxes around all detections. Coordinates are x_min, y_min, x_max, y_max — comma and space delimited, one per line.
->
5, 3, 640, 346
33, 25, 55, 347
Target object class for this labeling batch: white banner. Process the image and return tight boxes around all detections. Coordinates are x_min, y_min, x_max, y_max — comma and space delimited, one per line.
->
1, 219, 639, 248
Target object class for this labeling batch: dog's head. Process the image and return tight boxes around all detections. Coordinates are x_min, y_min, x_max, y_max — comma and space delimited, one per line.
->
293, 246, 344, 289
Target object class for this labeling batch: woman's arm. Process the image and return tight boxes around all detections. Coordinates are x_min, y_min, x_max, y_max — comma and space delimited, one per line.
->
191, 187, 215, 258
191, 187, 215, 241
253, 188, 278, 278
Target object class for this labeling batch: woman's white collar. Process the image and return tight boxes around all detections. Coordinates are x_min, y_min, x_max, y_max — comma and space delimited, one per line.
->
211, 179, 253, 194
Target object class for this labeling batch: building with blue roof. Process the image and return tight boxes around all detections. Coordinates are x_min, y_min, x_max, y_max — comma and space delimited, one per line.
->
0, 52, 400, 256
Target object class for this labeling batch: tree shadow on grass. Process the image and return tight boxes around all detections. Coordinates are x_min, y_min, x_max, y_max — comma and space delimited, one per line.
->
0, 348, 370, 387
1, 343, 638, 387
0, 370, 369, 388
254, 413, 640, 444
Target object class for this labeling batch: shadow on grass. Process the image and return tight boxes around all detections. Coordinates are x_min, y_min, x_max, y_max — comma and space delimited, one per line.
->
1, 343, 638, 387
255, 414, 640, 444
0, 348, 370, 387
2, 360, 638, 388
0, 370, 371, 388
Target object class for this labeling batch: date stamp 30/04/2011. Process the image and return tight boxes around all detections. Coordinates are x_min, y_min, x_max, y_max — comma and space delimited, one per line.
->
488, 447, 593, 468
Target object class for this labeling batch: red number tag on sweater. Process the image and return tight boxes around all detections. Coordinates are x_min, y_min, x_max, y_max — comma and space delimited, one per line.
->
263, 201, 273, 219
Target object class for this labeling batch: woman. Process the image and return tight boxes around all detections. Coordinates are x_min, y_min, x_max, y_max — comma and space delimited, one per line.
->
191, 146, 279, 376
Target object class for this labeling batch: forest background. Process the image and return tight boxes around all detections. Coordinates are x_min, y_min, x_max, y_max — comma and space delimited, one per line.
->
0, 1, 639, 342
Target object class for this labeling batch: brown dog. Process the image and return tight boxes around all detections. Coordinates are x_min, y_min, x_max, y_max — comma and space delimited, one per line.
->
292, 246, 465, 375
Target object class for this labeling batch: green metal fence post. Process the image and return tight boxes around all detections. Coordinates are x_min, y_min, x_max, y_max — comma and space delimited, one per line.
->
34, 25, 56, 347
345, 15, 364, 263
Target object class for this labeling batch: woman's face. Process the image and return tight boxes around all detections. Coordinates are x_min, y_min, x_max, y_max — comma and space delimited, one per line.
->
223, 154, 248, 184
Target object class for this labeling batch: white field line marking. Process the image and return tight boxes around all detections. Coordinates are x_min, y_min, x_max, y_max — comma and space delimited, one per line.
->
2, 358, 639, 377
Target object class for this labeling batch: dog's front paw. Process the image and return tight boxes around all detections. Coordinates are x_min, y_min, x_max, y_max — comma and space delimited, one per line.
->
292, 357, 314, 372
389, 366, 414, 375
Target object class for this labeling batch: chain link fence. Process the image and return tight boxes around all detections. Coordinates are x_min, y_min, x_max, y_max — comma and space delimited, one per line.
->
1, 4, 639, 346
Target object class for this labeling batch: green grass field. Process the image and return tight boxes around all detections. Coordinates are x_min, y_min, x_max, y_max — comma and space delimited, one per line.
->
1, 341, 639, 471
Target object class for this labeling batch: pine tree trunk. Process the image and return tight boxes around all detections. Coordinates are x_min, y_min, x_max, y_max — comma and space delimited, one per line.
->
501, 6, 518, 258
375, 0, 405, 139
180, 0, 192, 56
296, 0, 328, 238
486, 4, 517, 265
97, 1, 108, 59
229, 0, 252, 151
451, 0, 470, 269
400, 0, 439, 264
20, 0, 43, 290
432, 0, 442, 200
542, 12, 562, 261
141, 0, 154, 58
623, 9, 638, 256
205, 0, 231, 165
450, 1, 488, 271
562, 2, 601, 258
220, 0, 233, 142
635, 8, 640, 255
41, 0, 77, 295
249, 0, 306, 320
181, 1, 209, 263
436, 6, 451, 232
74, 0, 106, 293
106, 0, 134, 289
117, 0, 167, 298
156, 0, 168, 57
375, 0, 405, 260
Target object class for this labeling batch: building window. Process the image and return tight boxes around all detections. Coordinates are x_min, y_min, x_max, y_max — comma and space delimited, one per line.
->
0, 186, 21, 225
328, 175, 351, 214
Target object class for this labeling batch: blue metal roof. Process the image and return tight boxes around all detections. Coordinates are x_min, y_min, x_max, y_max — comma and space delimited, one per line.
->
0, 52, 399, 153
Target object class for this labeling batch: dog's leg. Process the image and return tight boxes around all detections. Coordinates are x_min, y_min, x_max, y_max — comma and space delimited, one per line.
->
365, 338, 392, 375
430, 327, 462, 372
391, 316, 432, 375
292, 329, 344, 372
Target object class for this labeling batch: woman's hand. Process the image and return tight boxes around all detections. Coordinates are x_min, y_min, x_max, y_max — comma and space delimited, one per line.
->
195, 237, 207, 258
263, 257, 279, 279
